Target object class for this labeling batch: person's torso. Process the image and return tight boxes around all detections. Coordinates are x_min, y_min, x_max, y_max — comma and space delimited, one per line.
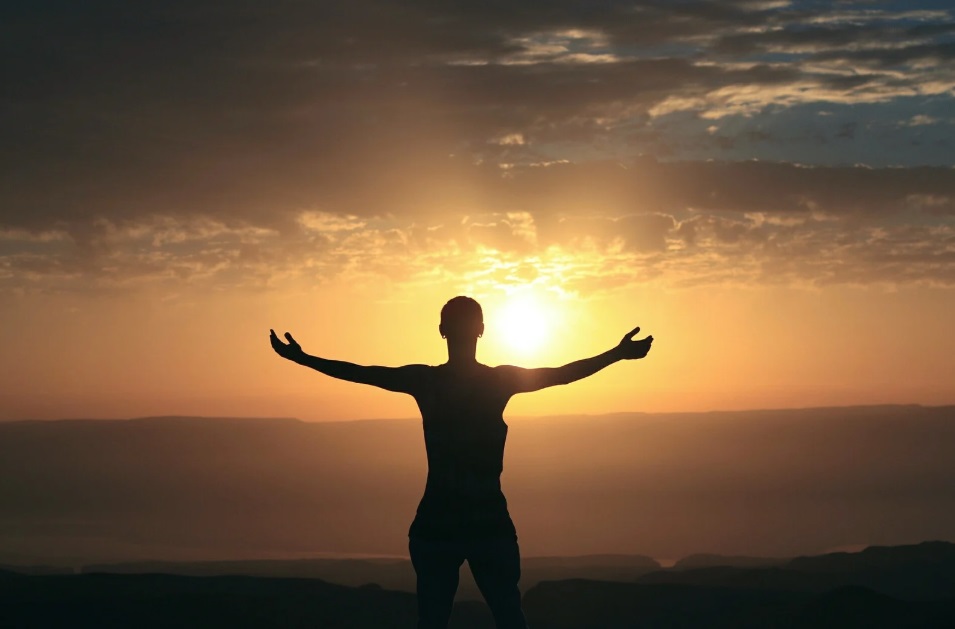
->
410, 363, 516, 539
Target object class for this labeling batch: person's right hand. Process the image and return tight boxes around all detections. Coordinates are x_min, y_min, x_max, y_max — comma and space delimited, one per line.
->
270, 329, 305, 362
615, 326, 654, 360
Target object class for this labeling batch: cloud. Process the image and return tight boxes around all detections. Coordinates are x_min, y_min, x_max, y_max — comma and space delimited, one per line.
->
4, 3, 951, 184
2, 2, 953, 294
2, 158, 953, 294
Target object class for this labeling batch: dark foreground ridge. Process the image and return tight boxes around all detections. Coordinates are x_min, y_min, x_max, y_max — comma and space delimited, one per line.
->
3, 541, 955, 628
73, 554, 662, 602
524, 580, 955, 629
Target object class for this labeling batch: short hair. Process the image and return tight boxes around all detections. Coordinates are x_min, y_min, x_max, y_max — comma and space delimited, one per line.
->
440, 296, 483, 339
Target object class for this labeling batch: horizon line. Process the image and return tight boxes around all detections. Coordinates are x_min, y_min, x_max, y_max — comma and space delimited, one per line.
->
1, 401, 948, 424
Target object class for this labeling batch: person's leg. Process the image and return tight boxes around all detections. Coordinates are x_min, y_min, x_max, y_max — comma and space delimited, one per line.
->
409, 537, 466, 629
466, 537, 528, 629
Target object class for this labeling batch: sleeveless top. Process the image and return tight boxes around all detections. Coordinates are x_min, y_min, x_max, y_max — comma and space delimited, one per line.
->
408, 363, 517, 540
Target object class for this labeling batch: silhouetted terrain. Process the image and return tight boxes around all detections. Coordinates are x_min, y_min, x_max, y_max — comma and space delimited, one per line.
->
672, 553, 786, 570
4, 543, 955, 629
523, 579, 955, 629
76, 554, 661, 601
3, 406, 954, 565
639, 541, 955, 602
0, 564, 71, 576
0, 572, 491, 628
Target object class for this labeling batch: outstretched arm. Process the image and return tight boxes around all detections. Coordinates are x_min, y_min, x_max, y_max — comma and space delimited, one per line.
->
270, 329, 425, 394
499, 326, 653, 395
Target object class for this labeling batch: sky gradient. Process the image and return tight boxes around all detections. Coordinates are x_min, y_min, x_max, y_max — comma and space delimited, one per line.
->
2, 0, 954, 420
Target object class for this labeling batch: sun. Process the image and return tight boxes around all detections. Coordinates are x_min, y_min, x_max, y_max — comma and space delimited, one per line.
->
495, 294, 551, 355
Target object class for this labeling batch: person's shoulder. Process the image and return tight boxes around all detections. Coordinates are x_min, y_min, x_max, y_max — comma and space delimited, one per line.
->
491, 364, 524, 381
398, 364, 435, 393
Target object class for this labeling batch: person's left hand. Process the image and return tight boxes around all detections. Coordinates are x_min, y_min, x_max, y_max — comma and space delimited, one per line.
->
270, 329, 305, 361
615, 326, 654, 360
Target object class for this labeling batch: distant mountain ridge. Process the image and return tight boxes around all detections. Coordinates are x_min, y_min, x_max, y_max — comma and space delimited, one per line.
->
3, 405, 955, 565
639, 540, 955, 602
0, 402, 936, 424
68, 554, 662, 602
673, 553, 787, 570
5, 540, 953, 608
789, 540, 955, 572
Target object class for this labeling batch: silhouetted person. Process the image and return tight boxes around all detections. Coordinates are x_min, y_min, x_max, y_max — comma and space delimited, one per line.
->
270, 296, 653, 629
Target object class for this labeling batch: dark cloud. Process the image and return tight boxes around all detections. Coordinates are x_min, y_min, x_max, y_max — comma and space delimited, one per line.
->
714, 18, 955, 57
499, 159, 955, 218
0, 51, 804, 230
810, 39, 955, 67
2, 1, 953, 292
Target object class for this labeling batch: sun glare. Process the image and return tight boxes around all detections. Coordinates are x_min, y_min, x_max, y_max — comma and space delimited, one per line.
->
495, 294, 551, 355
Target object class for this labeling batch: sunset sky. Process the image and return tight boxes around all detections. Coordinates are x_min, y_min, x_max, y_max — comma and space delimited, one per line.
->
2, 0, 954, 421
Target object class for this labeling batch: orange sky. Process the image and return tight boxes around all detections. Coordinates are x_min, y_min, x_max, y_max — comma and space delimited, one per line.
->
3, 273, 953, 421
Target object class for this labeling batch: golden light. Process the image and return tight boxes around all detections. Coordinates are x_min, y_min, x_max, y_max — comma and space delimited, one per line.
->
493, 293, 552, 356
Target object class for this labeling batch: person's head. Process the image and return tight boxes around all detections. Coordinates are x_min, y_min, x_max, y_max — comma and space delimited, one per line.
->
439, 296, 484, 341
